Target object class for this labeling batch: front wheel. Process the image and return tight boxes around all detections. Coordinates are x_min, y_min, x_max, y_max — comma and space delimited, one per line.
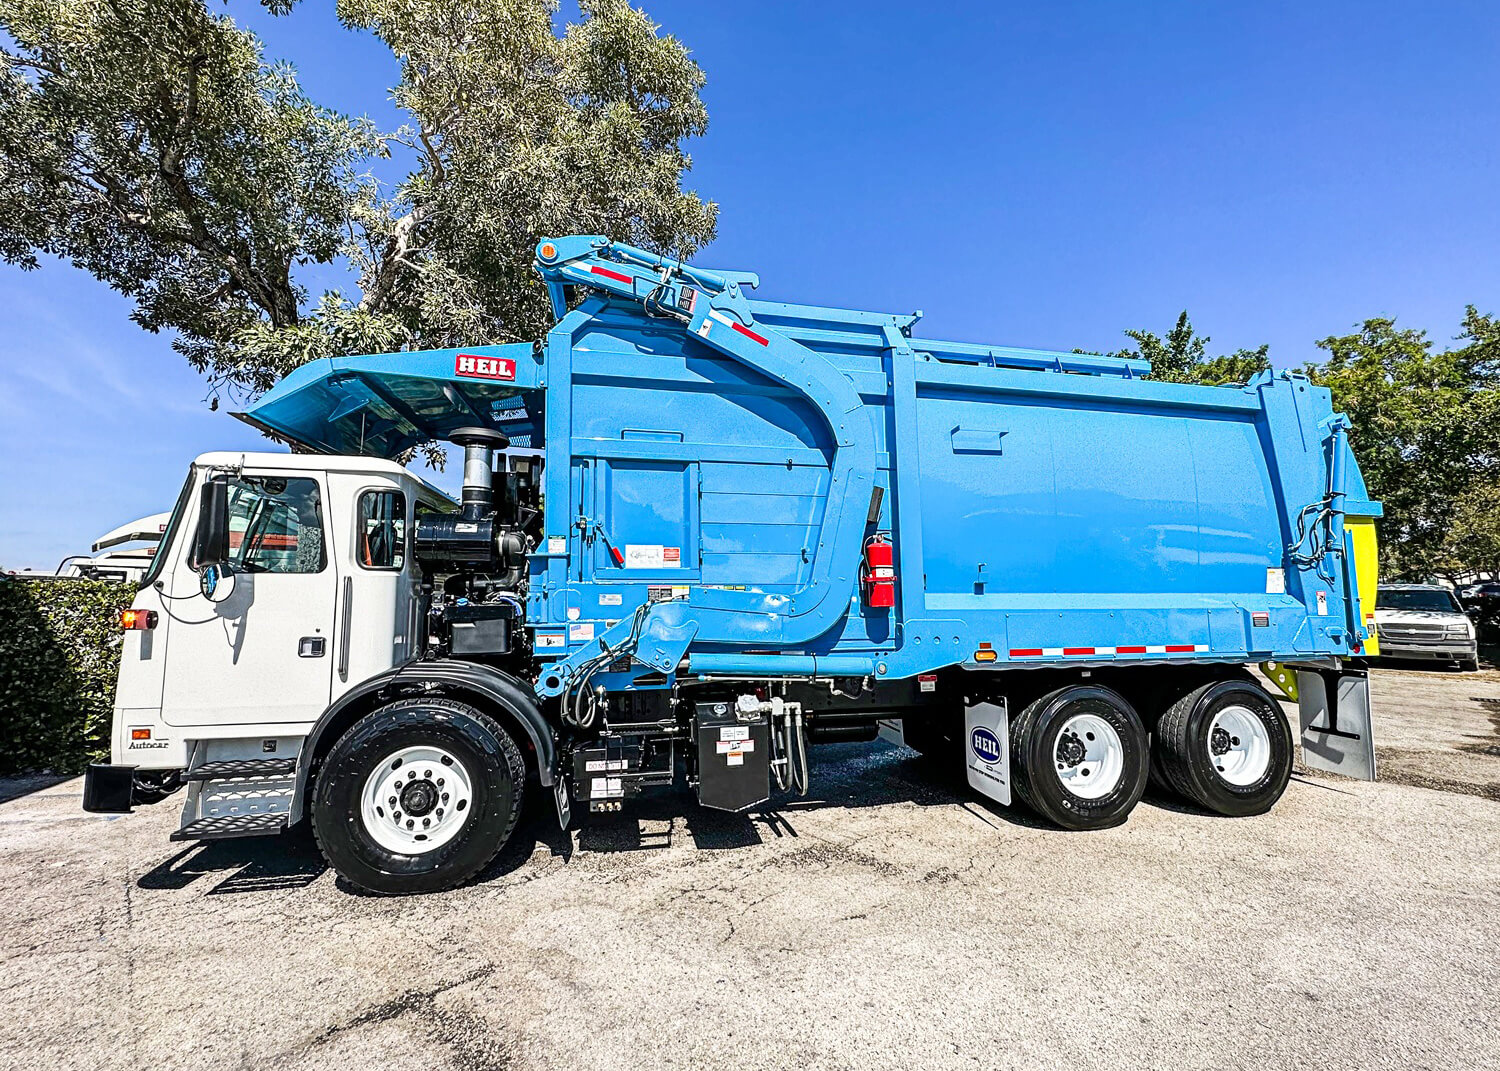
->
311, 697, 526, 895
1010, 685, 1150, 830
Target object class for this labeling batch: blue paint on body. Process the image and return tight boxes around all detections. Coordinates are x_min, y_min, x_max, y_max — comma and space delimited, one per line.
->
245, 236, 1380, 698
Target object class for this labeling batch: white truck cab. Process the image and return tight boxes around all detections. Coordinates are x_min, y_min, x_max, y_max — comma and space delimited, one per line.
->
108, 452, 454, 835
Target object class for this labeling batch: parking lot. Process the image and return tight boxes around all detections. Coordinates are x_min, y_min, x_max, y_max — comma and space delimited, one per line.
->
3, 663, 1497, 1071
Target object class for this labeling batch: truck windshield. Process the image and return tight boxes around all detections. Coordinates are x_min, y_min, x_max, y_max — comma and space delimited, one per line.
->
139, 467, 195, 588
1376, 588, 1461, 613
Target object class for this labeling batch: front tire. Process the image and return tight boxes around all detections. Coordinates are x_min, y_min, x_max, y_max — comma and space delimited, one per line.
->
1010, 685, 1150, 830
311, 697, 526, 895
1153, 677, 1292, 817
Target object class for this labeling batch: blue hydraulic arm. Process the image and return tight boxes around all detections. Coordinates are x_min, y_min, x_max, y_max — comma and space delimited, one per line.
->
531, 236, 878, 697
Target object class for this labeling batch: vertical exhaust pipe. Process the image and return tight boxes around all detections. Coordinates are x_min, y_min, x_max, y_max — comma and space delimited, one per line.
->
449, 427, 510, 520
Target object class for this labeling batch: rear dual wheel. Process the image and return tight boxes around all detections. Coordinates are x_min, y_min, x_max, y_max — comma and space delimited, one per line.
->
1152, 678, 1292, 817
1010, 685, 1150, 830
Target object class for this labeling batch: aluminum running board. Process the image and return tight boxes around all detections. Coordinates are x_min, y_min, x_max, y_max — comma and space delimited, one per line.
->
171, 812, 288, 841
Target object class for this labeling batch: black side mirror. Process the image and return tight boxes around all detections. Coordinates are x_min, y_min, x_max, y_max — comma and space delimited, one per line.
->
193, 480, 231, 568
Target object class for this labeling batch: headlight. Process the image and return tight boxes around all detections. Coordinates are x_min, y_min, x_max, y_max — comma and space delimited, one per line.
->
1445, 622, 1473, 637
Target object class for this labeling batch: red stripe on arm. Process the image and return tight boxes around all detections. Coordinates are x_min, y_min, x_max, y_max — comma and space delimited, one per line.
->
1164, 644, 1196, 653
1009, 648, 1043, 657
591, 265, 632, 284
1116, 646, 1148, 654
1062, 647, 1094, 656
730, 320, 770, 346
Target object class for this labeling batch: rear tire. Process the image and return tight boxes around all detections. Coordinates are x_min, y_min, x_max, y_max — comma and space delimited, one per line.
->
1153, 677, 1292, 817
311, 697, 526, 895
1010, 685, 1150, 830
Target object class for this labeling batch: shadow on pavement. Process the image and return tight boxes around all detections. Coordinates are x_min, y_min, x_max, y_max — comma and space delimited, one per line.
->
130, 738, 1266, 892
138, 831, 327, 894
0, 773, 72, 805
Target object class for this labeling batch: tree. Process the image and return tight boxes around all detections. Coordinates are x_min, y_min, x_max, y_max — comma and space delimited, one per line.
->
1309, 308, 1500, 580
1113, 311, 1271, 386
0, 0, 717, 399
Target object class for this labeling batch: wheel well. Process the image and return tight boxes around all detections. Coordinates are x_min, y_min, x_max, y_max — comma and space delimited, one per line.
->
292, 681, 548, 825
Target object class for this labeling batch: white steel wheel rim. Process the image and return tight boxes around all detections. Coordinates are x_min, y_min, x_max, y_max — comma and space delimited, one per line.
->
1206, 705, 1271, 786
360, 745, 474, 854
1053, 713, 1125, 800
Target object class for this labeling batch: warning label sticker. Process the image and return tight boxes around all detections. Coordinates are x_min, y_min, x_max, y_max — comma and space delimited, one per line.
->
625, 544, 681, 569
715, 738, 755, 754
590, 777, 623, 799
599, 593, 623, 606
547, 535, 566, 555
569, 622, 595, 642
719, 726, 750, 742
585, 759, 628, 773
535, 633, 565, 649
918, 674, 937, 693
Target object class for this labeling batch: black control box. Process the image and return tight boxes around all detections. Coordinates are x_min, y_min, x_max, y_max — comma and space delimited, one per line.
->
694, 702, 770, 812
446, 601, 515, 655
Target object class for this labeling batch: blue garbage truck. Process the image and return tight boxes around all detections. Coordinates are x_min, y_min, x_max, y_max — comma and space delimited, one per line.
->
84, 235, 1382, 895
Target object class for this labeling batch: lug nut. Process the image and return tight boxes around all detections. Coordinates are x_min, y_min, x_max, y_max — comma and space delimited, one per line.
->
424, 769, 432, 778
406, 819, 414, 828
442, 792, 449, 802
423, 818, 430, 827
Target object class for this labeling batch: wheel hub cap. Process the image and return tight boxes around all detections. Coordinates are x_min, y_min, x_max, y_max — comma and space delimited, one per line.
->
401, 780, 438, 817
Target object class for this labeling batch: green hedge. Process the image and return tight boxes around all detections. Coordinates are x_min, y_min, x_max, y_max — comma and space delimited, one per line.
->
0, 577, 136, 776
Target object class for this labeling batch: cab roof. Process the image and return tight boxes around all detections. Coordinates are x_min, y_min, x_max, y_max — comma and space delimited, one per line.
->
191, 451, 456, 509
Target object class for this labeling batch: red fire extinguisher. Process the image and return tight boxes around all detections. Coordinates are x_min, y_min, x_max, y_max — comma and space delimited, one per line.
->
861, 533, 896, 608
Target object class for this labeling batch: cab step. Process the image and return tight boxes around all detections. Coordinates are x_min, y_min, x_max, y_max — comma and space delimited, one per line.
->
171, 812, 288, 841
185, 758, 296, 781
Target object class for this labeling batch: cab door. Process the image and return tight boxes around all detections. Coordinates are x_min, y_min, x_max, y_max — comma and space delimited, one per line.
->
160, 471, 339, 728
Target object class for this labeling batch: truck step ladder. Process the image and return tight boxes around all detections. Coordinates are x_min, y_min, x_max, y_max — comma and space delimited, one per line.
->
174, 752, 297, 841
183, 758, 296, 781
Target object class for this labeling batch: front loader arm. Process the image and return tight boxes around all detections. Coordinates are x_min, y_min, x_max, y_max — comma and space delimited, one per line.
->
532, 236, 877, 697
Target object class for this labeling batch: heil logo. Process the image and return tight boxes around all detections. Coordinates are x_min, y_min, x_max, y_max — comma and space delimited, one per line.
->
455, 353, 516, 381
970, 726, 1002, 765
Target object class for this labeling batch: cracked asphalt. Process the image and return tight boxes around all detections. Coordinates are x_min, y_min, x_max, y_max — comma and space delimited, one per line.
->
3, 664, 1498, 1071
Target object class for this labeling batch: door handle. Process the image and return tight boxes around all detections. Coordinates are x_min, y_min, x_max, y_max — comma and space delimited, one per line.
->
337, 577, 353, 679
298, 637, 326, 658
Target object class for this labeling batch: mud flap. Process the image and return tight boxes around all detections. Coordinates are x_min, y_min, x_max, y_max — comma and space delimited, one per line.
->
876, 718, 905, 746
553, 770, 572, 829
965, 700, 1011, 806
1296, 668, 1377, 781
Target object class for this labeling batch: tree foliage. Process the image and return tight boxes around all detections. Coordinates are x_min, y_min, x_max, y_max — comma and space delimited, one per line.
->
1309, 308, 1500, 580
0, 0, 717, 395
1114, 311, 1271, 386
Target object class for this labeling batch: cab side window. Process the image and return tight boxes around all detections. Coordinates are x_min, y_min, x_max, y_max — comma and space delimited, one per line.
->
357, 490, 407, 570
197, 476, 327, 574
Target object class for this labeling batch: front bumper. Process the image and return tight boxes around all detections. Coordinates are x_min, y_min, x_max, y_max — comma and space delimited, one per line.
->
1376, 637, 1478, 662
82, 763, 135, 813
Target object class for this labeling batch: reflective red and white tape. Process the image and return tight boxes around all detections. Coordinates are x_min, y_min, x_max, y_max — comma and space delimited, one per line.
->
1007, 644, 1209, 658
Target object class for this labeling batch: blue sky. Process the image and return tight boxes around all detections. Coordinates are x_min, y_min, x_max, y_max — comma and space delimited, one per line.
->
2, 0, 1497, 569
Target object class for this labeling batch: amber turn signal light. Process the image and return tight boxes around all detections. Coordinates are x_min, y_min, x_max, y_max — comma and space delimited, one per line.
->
120, 609, 157, 630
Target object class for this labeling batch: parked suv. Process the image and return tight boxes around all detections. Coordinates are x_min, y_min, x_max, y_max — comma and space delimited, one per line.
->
1375, 584, 1480, 671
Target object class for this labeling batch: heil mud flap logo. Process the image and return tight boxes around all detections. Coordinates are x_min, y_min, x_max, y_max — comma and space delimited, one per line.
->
970, 726, 1002, 765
